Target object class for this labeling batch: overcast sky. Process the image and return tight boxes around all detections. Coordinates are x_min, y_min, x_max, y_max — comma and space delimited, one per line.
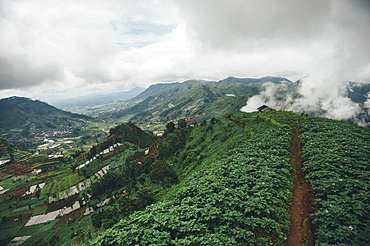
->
0, 0, 369, 103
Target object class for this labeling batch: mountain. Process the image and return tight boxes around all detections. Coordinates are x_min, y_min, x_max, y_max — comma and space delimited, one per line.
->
0, 96, 92, 130
133, 82, 180, 101
103, 80, 203, 120
346, 82, 370, 103
108, 122, 157, 148
100, 76, 291, 123
212, 76, 291, 87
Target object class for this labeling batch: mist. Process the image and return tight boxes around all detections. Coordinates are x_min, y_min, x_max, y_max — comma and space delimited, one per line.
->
240, 77, 369, 125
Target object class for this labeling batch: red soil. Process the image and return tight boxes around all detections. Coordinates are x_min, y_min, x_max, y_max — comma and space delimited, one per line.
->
52, 205, 86, 227
18, 192, 36, 201
5, 213, 32, 222
46, 193, 79, 213
0, 161, 32, 177
0, 187, 27, 202
287, 127, 317, 246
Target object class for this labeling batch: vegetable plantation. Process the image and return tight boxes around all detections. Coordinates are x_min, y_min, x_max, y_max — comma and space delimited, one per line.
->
300, 117, 370, 245
93, 116, 294, 245
2, 110, 369, 246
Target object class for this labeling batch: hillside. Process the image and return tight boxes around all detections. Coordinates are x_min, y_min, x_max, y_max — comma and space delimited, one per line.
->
0, 97, 92, 130
133, 82, 181, 101
0, 138, 26, 162
85, 111, 369, 245
101, 80, 203, 120
98, 76, 291, 122
0, 111, 367, 245
101, 78, 288, 125
211, 76, 291, 87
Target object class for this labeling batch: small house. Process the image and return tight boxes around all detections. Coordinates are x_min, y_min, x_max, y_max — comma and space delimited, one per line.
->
257, 105, 275, 112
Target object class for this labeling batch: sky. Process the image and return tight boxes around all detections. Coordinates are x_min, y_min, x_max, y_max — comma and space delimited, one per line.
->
0, 0, 370, 104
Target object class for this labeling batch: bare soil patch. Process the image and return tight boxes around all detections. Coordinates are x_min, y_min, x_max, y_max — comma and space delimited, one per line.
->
0, 161, 32, 177
52, 205, 86, 227
46, 194, 79, 213
287, 127, 317, 246
5, 213, 32, 222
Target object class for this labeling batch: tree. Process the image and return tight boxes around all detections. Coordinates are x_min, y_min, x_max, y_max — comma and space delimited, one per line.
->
49, 235, 60, 246
149, 160, 177, 186
137, 185, 154, 208
178, 119, 187, 129
210, 117, 218, 125
118, 193, 137, 217
166, 122, 175, 133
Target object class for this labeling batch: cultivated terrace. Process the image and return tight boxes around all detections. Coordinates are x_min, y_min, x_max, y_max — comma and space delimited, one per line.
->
0, 111, 369, 245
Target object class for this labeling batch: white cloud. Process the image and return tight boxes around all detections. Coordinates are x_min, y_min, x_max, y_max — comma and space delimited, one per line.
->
0, 0, 182, 100
0, 0, 370, 104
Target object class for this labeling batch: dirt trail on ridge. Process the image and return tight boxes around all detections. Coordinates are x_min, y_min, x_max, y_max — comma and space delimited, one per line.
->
287, 127, 317, 246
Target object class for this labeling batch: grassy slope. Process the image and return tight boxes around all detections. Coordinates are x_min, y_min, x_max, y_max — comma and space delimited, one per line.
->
0, 97, 92, 130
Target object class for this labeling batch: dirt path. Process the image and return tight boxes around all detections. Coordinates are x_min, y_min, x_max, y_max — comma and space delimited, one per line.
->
287, 127, 317, 246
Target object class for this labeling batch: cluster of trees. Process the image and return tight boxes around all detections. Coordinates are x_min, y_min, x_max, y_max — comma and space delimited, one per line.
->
0, 138, 17, 159
109, 122, 157, 148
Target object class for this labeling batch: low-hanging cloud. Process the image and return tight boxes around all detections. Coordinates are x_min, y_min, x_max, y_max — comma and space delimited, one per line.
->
240, 77, 366, 124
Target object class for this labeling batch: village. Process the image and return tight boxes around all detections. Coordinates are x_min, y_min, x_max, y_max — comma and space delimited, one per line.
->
2, 126, 81, 145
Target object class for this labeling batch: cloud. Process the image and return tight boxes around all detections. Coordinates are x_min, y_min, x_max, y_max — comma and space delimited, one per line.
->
176, 0, 370, 80
0, 0, 181, 97
1, 0, 370, 104
240, 78, 365, 124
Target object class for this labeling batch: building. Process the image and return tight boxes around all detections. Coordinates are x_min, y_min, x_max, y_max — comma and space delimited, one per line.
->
257, 105, 275, 112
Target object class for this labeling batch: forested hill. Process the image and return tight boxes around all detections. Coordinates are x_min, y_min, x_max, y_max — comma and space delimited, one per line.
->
108, 122, 157, 148
84, 122, 157, 160
0, 96, 92, 129
0, 138, 18, 157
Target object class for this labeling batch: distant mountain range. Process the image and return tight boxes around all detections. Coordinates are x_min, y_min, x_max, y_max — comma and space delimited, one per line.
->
53, 86, 146, 108
2, 76, 368, 132
99, 76, 291, 124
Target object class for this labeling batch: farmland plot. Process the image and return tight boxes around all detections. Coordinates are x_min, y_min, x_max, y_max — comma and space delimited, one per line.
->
93, 123, 294, 245
300, 118, 370, 245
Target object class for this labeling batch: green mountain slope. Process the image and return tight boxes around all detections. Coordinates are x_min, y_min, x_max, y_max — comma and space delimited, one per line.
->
129, 83, 253, 123
133, 82, 181, 101
103, 80, 202, 120
98, 77, 291, 122
212, 76, 291, 87
3, 111, 369, 246
109, 122, 157, 148
89, 111, 369, 245
0, 97, 92, 130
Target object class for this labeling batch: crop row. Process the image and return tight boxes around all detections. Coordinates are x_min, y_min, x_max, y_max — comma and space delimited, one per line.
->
93, 122, 294, 245
300, 118, 370, 245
